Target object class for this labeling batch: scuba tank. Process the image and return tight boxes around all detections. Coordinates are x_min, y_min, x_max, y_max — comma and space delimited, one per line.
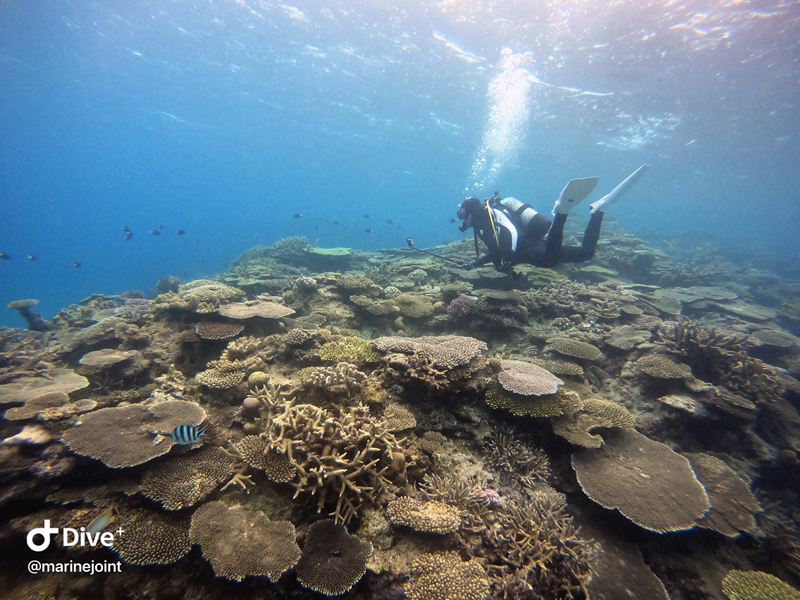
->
497, 196, 540, 228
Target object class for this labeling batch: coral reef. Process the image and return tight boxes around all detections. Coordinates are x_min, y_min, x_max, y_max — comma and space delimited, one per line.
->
722, 570, 800, 599
497, 359, 563, 396
111, 508, 191, 565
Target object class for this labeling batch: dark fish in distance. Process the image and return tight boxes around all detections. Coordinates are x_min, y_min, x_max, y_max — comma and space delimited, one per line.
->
333, 220, 339, 225
294, 213, 302, 219
158, 224, 164, 229
150, 230, 161, 236
28, 254, 37, 261
363, 214, 370, 219
450, 218, 457, 223
125, 232, 133, 240
365, 228, 372, 233
122, 226, 131, 232
73, 261, 81, 268
387, 220, 393, 224
176, 229, 186, 235
169, 424, 207, 445
0, 253, 11, 260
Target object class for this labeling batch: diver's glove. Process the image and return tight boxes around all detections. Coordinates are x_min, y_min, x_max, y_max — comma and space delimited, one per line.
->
461, 260, 476, 270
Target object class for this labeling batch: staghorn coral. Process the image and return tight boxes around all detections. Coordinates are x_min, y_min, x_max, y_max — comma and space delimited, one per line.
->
247, 393, 406, 524
483, 432, 551, 491
372, 335, 487, 370
405, 552, 490, 600
195, 319, 245, 340
722, 570, 800, 600
302, 362, 367, 397
383, 404, 416, 431
490, 496, 598, 599
546, 338, 604, 361
139, 446, 235, 511
189, 501, 301, 582
685, 453, 762, 537
394, 293, 435, 318
386, 496, 461, 534
572, 429, 710, 533
637, 353, 693, 379
295, 519, 373, 595
318, 337, 380, 363
498, 359, 563, 396
111, 508, 191, 565
195, 359, 247, 389
61, 401, 206, 468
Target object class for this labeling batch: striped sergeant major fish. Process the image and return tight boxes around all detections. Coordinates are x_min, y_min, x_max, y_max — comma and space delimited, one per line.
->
168, 424, 208, 445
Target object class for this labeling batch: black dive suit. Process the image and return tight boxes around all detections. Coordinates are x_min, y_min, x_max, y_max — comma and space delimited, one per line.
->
463, 199, 603, 270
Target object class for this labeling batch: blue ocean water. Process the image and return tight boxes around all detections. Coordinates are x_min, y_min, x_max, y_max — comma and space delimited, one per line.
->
1, 0, 798, 328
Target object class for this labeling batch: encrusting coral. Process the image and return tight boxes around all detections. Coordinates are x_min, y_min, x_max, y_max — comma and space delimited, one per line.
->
547, 338, 604, 361
189, 501, 301, 582
318, 336, 380, 363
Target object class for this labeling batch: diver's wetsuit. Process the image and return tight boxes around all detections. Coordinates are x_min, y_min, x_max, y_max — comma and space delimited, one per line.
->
473, 209, 604, 269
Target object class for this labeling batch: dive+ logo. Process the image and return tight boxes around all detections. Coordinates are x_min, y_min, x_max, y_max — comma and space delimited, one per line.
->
27, 520, 124, 552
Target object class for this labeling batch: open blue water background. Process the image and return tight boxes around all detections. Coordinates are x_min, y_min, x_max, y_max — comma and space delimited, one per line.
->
1, 0, 798, 328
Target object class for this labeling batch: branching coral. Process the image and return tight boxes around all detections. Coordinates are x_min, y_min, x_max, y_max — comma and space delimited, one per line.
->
483, 432, 551, 492
237, 392, 407, 524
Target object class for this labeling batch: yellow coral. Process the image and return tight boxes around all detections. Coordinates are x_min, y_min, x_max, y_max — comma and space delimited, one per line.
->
318, 337, 380, 363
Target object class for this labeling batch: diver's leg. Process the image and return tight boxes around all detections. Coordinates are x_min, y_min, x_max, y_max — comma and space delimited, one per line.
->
558, 211, 604, 263
540, 212, 568, 266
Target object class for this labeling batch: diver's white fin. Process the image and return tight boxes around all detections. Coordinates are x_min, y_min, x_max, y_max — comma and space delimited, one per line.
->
552, 176, 600, 215
590, 164, 649, 214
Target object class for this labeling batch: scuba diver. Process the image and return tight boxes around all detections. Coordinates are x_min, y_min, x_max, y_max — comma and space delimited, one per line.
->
457, 164, 649, 274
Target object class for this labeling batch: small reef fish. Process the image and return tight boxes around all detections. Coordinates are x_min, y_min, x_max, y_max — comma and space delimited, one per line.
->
365, 228, 372, 233
294, 213, 302, 219
73, 261, 81, 268
176, 229, 186, 235
125, 232, 133, 240
363, 214, 370, 218
387, 219, 393, 224
28, 254, 37, 261
150, 230, 161, 236
158, 224, 164, 229
450, 218, 457, 223
86, 508, 115, 535
333, 220, 339, 225
0, 253, 11, 260
169, 424, 207, 445
122, 226, 131, 232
